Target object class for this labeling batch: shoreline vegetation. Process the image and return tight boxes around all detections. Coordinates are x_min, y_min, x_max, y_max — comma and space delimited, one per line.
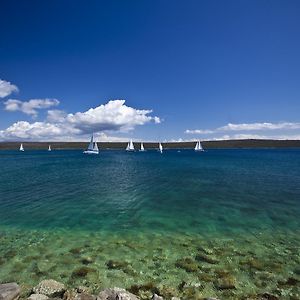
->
1, 139, 300, 151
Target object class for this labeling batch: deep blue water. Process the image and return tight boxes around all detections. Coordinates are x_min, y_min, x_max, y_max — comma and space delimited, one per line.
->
0, 149, 299, 235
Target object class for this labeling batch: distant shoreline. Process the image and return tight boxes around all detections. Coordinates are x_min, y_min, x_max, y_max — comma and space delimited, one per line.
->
1, 139, 300, 150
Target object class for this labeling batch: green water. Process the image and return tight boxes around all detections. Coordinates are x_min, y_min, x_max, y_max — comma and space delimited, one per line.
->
0, 149, 299, 299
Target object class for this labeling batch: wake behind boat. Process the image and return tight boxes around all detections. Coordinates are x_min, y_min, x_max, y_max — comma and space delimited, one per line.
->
83, 134, 99, 154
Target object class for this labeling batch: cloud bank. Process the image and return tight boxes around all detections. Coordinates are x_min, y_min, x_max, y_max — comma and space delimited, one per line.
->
186, 122, 300, 134
185, 122, 300, 140
0, 79, 18, 98
0, 100, 161, 141
4, 98, 60, 117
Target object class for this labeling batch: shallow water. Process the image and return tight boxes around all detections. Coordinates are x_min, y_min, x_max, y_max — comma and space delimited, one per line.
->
0, 149, 299, 299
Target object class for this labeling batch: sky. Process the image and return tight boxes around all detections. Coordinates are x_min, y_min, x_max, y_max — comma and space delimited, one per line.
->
1, 0, 300, 141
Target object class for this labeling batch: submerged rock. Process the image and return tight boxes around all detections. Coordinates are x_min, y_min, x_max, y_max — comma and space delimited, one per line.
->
177, 281, 203, 299
37, 261, 54, 273
33, 280, 66, 297
214, 275, 237, 290
76, 287, 90, 294
27, 294, 49, 300
98, 288, 139, 300
197, 246, 214, 255
69, 248, 82, 255
105, 260, 137, 276
195, 253, 219, 264
128, 283, 159, 298
247, 258, 264, 271
71, 267, 96, 278
198, 273, 214, 282
175, 258, 198, 272
106, 260, 127, 270
73, 293, 95, 300
64, 290, 96, 300
258, 293, 279, 300
156, 285, 177, 299
0, 283, 21, 300
278, 277, 299, 287
151, 294, 163, 300
81, 257, 93, 265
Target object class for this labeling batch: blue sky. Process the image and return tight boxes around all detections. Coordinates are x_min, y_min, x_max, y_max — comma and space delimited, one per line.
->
1, 0, 300, 141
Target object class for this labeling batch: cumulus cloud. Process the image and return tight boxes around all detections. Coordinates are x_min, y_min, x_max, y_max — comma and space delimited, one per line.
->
0, 79, 18, 98
0, 120, 85, 141
4, 98, 60, 117
47, 109, 67, 122
185, 122, 300, 134
0, 100, 160, 141
65, 100, 160, 133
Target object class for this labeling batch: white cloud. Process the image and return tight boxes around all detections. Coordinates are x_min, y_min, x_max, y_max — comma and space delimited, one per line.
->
0, 121, 81, 141
0, 79, 18, 98
4, 98, 60, 117
219, 122, 300, 131
215, 133, 300, 140
47, 109, 67, 122
185, 122, 300, 134
0, 100, 160, 141
65, 100, 160, 133
185, 129, 214, 134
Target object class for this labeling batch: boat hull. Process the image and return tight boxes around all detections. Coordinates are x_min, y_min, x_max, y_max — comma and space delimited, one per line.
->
83, 150, 99, 155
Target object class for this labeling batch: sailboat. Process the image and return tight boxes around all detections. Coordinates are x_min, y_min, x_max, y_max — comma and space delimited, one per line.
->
158, 142, 163, 153
19, 143, 24, 152
48, 145, 51, 152
139, 142, 145, 152
194, 140, 204, 152
83, 134, 99, 154
126, 139, 135, 152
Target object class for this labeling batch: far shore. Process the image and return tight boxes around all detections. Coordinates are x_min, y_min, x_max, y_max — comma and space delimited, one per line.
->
1, 139, 300, 150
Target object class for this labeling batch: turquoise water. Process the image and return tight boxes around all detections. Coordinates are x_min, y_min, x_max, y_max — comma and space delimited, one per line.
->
0, 149, 300, 299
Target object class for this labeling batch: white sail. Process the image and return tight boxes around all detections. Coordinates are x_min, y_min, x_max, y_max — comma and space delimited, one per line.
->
48, 145, 51, 151
19, 143, 24, 151
93, 141, 99, 151
129, 140, 134, 150
159, 142, 163, 153
84, 134, 99, 154
198, 141, 203, 151
87, 135, 95, 151
195, 141, 204, 151
126, 139, 135, 151
140, 142, 145, 151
